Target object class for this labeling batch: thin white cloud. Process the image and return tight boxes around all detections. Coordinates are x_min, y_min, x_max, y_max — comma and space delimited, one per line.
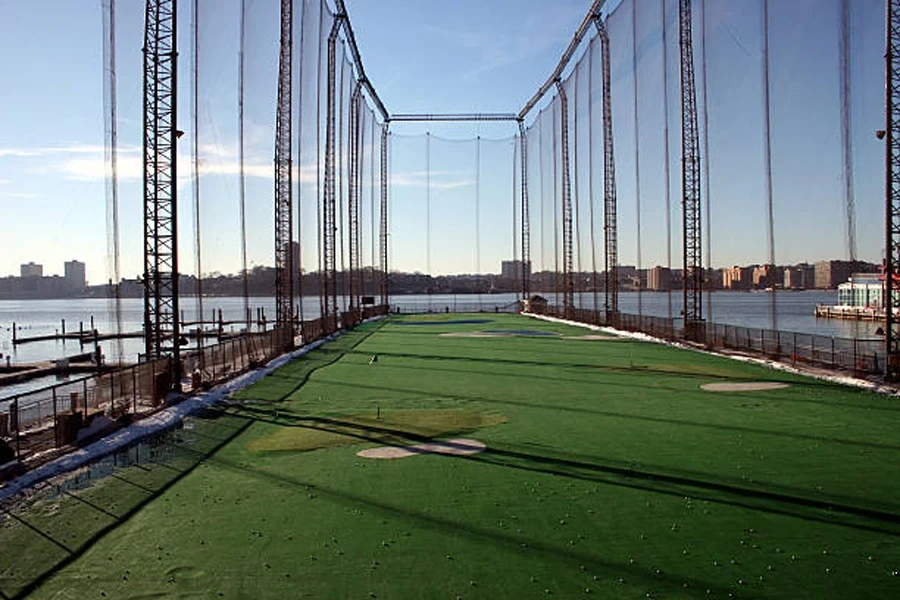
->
391, 170, 474, 191
0, 178, 10, 185
0, 144, 140, 158
0, 191, 39, 199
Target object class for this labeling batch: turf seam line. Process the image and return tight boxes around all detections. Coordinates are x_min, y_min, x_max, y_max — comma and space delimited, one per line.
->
106, 472, 160, 495
0, 505, 72, 555
62, 490, 120, 521
11, 417, 254, 600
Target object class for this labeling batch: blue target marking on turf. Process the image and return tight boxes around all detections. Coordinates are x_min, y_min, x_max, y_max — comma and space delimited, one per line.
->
396, 319, 494, 326
483, 329, 560, 336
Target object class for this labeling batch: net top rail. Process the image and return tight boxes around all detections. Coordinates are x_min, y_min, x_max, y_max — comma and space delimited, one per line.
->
330, 0, 609, 124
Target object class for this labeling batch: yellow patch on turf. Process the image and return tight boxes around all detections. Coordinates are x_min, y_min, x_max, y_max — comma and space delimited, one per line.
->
247, 409, 507, 453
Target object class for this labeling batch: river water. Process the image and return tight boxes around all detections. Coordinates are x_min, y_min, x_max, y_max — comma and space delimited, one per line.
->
0, 290, 877, 367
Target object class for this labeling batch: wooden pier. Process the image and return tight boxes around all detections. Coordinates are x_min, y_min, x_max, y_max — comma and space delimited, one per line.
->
814, 304, 885, 322
0, 354, 100, 387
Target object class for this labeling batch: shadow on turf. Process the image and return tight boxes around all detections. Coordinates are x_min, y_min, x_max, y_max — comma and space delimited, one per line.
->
234, 405, 900, 537
0, 412, 253, 600
310, 375, 900, 454
235, 322, 386, 404
199, 439, 756, 599
350, 347, 890, 401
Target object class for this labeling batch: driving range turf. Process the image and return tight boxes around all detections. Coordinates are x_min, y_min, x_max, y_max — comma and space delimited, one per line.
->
2, 313, 900, 598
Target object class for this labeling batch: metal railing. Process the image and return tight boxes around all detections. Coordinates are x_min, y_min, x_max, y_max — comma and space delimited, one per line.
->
536, 305, 882, 377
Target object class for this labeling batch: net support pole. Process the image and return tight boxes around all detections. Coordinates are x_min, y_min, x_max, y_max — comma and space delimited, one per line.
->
555, 80, 575, 317
762, 0, 777, 331
348, 81, 362, 313
142, 0, 180, 388
518, 120, 531, 300
274, 0, 295, 349
595, 19, 618, 325
323, 15, 343, 325
103, 0, 124, 361
239, 0, 251, 331
885, 0, 900, 379
190, 0, 204, 357
679, 0, 704, 341
380, 123, 389, 307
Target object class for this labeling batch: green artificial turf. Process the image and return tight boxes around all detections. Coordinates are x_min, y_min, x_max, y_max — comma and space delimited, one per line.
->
3, 313, 900, 599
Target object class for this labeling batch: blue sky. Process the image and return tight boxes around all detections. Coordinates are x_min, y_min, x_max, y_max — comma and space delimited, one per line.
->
0, 0, 888, 282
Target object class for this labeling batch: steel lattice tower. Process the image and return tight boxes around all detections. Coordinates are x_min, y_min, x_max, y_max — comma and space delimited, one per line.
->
595, 19, 618, 324
555, 80, 575, 316
142, 0, 180, 381
885, 0, 900, 378
274, 0, 294, 346
680, 0, 703, 339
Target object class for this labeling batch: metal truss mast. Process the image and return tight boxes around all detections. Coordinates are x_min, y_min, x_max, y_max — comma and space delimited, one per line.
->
380, 123, 389, 306
323, 16, 343, 322
142, 0, 180, 380
680, 0, 703, 339
885, 0, 900, 378
348, 82, 363, 312
555, 80, 575, 316
594, 18, 618, 324
274, 0, 294, 346
518, 120, 531, 299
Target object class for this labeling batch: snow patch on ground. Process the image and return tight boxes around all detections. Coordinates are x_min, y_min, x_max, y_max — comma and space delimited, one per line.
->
524, 312, 900, 397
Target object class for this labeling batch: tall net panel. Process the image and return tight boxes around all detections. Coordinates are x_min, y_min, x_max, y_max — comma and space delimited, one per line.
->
509, 0, 882, 336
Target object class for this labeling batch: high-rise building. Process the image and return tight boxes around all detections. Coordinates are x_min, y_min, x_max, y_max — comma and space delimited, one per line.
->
814, 260, 877, 289
723, 266, 752, 290
20, 262, 42, 277
647, 266, 671, 291
64, 260, 86, 289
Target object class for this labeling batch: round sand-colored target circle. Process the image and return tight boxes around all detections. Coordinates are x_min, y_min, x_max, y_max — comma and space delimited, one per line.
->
357, 438, 487, 459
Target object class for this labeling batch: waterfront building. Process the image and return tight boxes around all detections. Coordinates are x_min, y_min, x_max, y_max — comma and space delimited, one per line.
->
815, 260, 877, 289
64, 260, 86, 289
20, 262, 42, 278
836, 274, 886, 309
723, 266, 752, 290
752, 265, 782, 289
784, 263, 815, 289
647, 266, 671, 291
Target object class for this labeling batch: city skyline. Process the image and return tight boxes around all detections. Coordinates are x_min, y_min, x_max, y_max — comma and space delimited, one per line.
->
0, 255, 877, 283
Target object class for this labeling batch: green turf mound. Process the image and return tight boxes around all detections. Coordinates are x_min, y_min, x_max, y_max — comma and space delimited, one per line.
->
246, 409, 507, 453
